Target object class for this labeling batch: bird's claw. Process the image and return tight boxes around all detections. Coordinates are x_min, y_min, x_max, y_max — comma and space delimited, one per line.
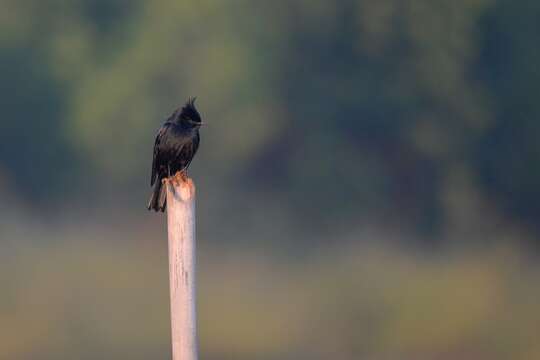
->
166, 171, 188, 186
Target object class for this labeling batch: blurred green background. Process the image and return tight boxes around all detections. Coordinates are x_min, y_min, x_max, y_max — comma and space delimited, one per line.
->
1, 0, 540, 359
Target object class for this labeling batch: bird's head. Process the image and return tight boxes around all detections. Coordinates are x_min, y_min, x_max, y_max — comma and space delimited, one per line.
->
177, 97, 203, 128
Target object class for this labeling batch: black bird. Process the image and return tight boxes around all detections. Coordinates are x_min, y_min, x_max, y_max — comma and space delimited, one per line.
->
148, 98, 202, 212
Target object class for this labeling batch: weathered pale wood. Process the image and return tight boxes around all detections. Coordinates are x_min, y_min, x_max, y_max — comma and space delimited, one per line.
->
166, 174, 198, 360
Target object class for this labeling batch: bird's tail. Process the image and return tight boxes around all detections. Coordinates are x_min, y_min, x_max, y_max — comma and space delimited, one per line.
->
147, 178, 167, 212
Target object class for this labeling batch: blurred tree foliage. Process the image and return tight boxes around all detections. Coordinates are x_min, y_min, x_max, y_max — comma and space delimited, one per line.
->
1, 0, 539, 238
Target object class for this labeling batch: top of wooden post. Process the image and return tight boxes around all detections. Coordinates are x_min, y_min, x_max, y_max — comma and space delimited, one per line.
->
164, 172, 196, 202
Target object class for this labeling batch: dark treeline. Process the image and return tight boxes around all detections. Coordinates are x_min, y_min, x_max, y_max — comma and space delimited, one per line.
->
1, 0, 539, 242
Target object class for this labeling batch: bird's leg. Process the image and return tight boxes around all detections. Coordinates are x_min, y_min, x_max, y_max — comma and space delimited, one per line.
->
178, 169, 189, 182
173, 169, 186, 183
168, 165, 179, 186
168, 164, 171, 178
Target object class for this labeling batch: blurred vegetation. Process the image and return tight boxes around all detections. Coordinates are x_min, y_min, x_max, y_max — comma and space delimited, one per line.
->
2, 0, 540, 237
1, 0, 540, 359
2, 228, 539, 360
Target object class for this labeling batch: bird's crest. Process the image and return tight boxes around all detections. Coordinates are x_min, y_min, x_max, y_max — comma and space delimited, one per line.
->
179, 97, 200, 122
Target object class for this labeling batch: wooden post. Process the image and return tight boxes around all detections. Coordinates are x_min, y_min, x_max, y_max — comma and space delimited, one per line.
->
166, 174, 198, 360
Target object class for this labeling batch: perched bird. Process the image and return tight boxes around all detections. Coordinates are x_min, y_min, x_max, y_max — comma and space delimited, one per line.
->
148, 98, 203, 212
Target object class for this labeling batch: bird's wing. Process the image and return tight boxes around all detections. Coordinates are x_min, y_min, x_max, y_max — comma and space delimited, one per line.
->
150, 123, 171, 186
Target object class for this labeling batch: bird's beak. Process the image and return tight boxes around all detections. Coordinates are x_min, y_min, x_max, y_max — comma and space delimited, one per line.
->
198, 122, 206, 126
